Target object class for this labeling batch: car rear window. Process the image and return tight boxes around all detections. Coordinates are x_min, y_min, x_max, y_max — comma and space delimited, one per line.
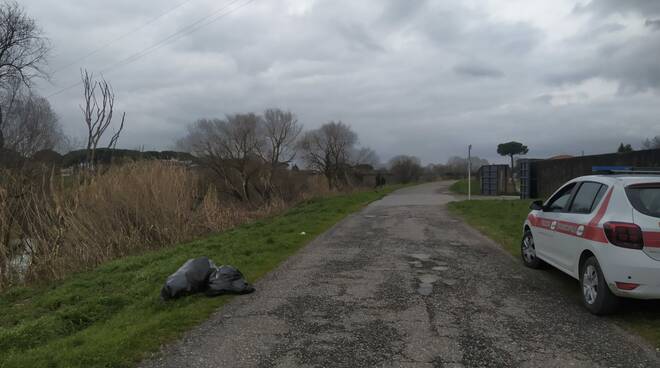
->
626, 184, 660, 218
569, 182, 606, 214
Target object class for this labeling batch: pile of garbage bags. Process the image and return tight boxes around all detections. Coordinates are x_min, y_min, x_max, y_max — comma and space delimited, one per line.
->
160, 257, 255, 300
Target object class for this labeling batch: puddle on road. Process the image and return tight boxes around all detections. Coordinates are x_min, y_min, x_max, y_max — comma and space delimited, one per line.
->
363, 214, 389, 219
407, 253, 453, 295
410, 253, 431, 261
417, 274, 439, 296
418, 285, 433, 296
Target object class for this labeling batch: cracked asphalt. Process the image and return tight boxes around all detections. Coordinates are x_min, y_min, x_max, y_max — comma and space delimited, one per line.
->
141, 182, 660, 368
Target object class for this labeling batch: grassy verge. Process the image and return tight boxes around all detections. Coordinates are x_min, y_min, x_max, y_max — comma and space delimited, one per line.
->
0, 187, 400, 368
449, 178, 480, 196
447, 199, 530, 256
448, 199, 660, 349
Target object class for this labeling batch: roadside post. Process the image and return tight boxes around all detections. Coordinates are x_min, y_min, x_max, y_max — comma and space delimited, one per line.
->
468, 144, 472, 200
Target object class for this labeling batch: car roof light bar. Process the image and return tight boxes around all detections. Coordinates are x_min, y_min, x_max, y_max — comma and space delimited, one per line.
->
592, 166, 660, 175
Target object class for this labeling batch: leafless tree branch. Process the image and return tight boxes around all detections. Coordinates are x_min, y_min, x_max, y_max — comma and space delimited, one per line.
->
80, 69, 126, 168
0, 1, 50, 150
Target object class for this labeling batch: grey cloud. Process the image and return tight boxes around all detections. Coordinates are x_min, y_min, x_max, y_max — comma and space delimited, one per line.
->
531, 94, 553, 105
379, 0, 427, 25
543, 69, 597, 86
543, 34, 660, 92
576, 0, 660, 16
590, 22, 626, 36
17, 0, 660, 165
575, 0, 660, 15
566, 22, 625, 44
419, 6, 542, 56
453, 63, 504, 79
476, 22, 542, 55
647, 19, 660, 30
336, 22, 384, 52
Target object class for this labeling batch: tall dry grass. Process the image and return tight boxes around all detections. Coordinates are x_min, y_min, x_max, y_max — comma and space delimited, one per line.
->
0, 161, 327, 290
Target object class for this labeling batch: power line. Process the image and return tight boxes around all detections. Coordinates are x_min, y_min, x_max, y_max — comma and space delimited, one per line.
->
46, 0, 254, 98
104, 0, 248, 73
52, 0, 196, 74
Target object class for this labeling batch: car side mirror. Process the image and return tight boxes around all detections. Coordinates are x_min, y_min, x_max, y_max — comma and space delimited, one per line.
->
529, 200, 545, 211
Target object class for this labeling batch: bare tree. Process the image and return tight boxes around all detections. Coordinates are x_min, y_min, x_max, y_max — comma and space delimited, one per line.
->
107, 112, 125, 150
260, 108, 302, 196
351, 146, 380, 167
642, 136, 660, 150
3, 92, 64, 156
298, 121, 358, 189
389, 155, 423, 184
446, 155, 488, 175
0, 2, 49, 150
184, 114, 264, 202
80, 69, 125, 167
261, 109, 302, 166
176, 119, 207, 153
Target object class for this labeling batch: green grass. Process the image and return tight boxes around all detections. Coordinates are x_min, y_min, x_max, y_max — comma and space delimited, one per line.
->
448, 199, 660, 350
447, 199, 531, 256
449, 178, 480, 195
0, 187, 400, 368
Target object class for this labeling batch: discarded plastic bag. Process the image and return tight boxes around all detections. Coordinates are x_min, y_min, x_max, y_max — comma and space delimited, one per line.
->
160, 257, 215, 300
160, 257, 255, 300
205, 265, 255, 297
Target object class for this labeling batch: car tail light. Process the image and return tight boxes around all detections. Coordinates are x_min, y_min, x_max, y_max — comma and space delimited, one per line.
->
603, 222, 644, 249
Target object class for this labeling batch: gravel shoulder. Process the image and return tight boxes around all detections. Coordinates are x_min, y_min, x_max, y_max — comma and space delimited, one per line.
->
141, 182, 660, 368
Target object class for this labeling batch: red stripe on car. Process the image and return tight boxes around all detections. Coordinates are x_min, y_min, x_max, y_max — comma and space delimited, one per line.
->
527, 214, 540, 227
582, 224, 608, 243
527, 188, 613, 244
588, 188, 613, 227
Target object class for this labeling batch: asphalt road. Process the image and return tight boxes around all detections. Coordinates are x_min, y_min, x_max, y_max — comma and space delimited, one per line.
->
142, 182, 660, 368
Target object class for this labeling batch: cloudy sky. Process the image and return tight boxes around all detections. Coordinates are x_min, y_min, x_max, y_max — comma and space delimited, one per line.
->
20, 0, 660, 164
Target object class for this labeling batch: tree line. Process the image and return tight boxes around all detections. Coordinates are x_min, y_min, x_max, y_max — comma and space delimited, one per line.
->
176, 111, 383, 202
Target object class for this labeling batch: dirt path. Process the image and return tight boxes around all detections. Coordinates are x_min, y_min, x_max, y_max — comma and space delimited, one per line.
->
141, 182, 660, 368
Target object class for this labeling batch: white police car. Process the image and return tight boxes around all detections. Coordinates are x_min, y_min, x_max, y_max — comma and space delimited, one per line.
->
522, 168, 660, 314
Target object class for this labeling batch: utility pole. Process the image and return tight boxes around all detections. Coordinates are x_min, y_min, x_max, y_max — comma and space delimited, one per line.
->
468, 144, 472, 200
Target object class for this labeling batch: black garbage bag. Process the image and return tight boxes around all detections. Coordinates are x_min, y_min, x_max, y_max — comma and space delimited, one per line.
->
160, 257, 215, 300
205, 265, 255, 297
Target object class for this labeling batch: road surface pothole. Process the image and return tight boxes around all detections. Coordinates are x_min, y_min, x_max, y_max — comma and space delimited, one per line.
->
417, 274, 439, 296
449, 241, 462, 246
432, 265, 449, 271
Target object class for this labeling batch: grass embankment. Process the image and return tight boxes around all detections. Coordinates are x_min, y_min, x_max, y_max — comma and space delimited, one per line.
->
449, 178, 481, 196
448, 199, 660, 349
448, 199, 530, 256
0, 187, 399, 368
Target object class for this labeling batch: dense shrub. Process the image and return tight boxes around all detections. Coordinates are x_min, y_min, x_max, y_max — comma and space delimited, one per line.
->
0, 161, 329, 290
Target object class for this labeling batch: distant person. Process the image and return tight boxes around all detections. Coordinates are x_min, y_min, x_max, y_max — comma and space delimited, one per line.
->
375, 173, 386, 188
